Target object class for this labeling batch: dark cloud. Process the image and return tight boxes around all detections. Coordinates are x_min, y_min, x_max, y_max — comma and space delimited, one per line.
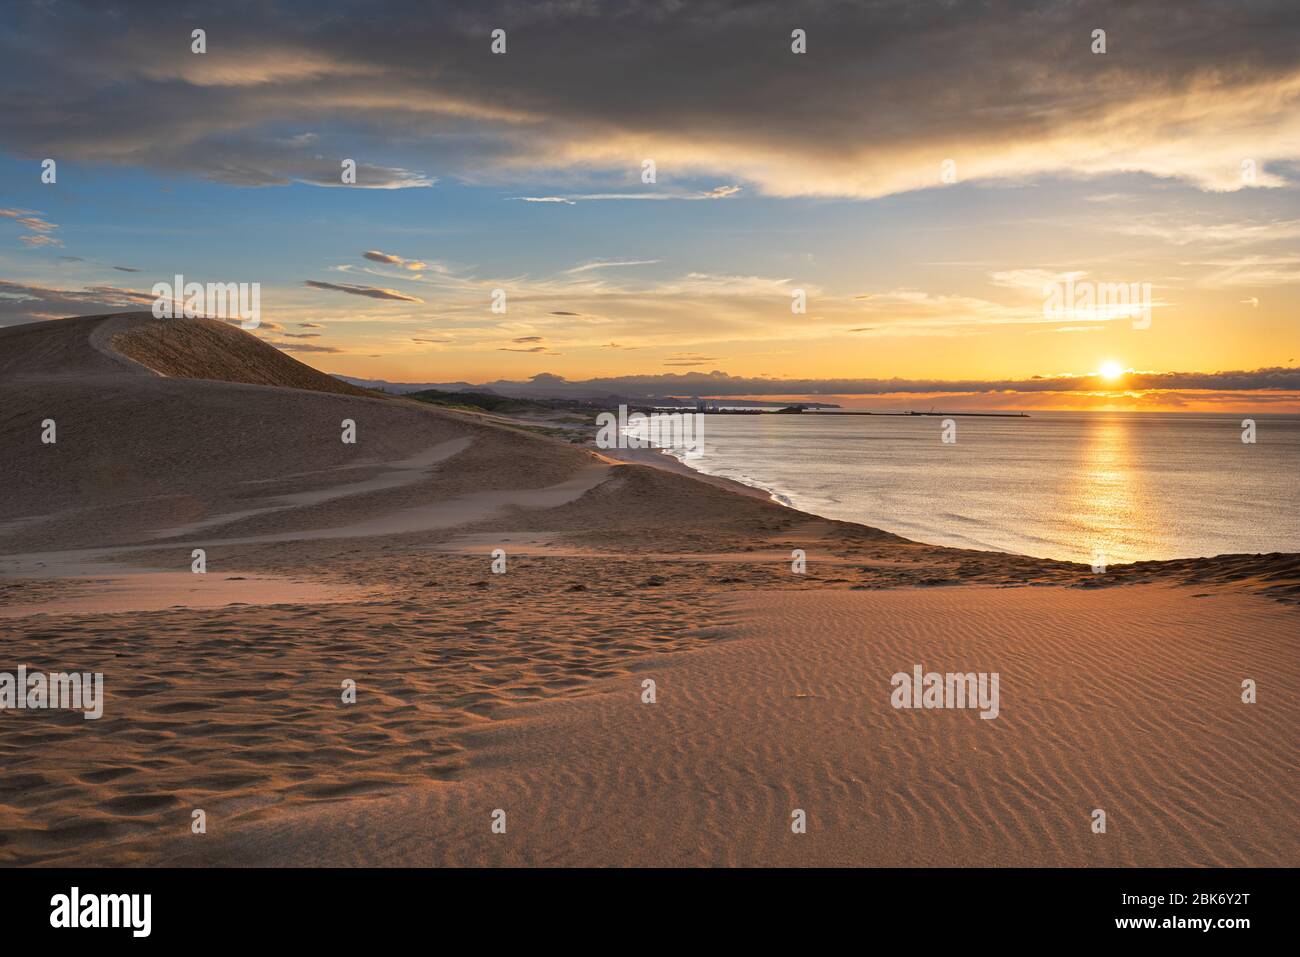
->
0, 2, 1293, 195
361, 250, 426, 270
263, 340, 342, 353
303, 280, 422, 302
457, 367, 1300, 398
244, 319, 284, 332
0, 279, 153, 325
664, 352, 721, 366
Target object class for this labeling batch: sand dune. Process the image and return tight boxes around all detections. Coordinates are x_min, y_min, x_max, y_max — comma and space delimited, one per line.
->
0, 313, 1295, 867
126, 585, 1295, 868
0, 313, 601, 554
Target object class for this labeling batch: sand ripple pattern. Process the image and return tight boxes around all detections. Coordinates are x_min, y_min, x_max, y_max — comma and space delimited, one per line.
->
0, 555, 724, 865
154, 584, 1297, 867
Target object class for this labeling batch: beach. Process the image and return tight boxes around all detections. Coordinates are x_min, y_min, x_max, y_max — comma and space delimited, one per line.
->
1, 314, 1297, 867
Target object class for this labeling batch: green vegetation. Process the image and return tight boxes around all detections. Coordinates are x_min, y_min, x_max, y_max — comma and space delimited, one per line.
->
406, 389, 594, 443
406, 389, 554, 414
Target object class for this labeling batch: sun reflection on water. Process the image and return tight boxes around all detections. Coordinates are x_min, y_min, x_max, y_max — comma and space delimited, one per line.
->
1070, 416, 1149, 565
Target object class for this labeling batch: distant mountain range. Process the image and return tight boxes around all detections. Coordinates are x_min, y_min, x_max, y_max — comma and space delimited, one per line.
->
335, 376, 485, 395
333, 372, 838, 407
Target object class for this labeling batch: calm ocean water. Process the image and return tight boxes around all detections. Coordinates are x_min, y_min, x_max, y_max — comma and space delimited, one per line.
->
658, 411, 1300, 564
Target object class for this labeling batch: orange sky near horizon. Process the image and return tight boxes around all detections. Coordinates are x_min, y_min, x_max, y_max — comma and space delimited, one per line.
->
714, 390, 1300, 414
4, 0, 1298, 412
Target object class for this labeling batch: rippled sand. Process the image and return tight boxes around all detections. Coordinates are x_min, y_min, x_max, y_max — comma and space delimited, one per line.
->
2, 314, 1296, 867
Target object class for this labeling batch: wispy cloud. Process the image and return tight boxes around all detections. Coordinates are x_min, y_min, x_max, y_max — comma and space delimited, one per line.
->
0, 279, 151, 324
514, 186, 742, 204
17, 235, 63, 248
1115, 218, 1300, 247
1197, 256, 1300, 288
565, 259, 662, 274
499, 345, 562, 355
362, 250, 427, 271
264, 340, 342, 353
1, 209, 61, 247
664, 352, 721, 367
304, 280, 423, 302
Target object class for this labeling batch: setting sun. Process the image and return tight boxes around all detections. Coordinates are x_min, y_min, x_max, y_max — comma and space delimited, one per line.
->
1099, 360, 1124, 381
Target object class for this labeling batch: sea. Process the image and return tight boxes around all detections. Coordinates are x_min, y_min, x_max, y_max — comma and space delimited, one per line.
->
647, 410, 1300, 564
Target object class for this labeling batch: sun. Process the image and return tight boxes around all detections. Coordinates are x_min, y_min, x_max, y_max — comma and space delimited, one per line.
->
1098, 360, 1124, 381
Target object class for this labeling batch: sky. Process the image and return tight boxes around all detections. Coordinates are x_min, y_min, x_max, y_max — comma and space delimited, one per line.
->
1, 0, 1299, 410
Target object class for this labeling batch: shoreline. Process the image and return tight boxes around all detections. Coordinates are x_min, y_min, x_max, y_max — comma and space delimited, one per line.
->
2, 313, 1297, 867
604, 434, 1300, 568
595, 444, 781, 505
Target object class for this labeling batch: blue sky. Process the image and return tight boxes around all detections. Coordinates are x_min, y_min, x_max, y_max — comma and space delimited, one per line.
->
2, 0, 1298, 409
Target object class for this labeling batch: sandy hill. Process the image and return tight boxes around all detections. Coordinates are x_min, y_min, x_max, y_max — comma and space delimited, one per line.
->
0, 312, 1295, 604
112, 313, 373, 396
0, 312, 804, 556
0, 313, 599, 549
0, 312, 370, 396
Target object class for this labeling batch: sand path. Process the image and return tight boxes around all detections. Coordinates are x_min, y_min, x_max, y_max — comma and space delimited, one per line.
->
149, 437, 475, 539
0, 461, 611, 572
0, 571, 373, 619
